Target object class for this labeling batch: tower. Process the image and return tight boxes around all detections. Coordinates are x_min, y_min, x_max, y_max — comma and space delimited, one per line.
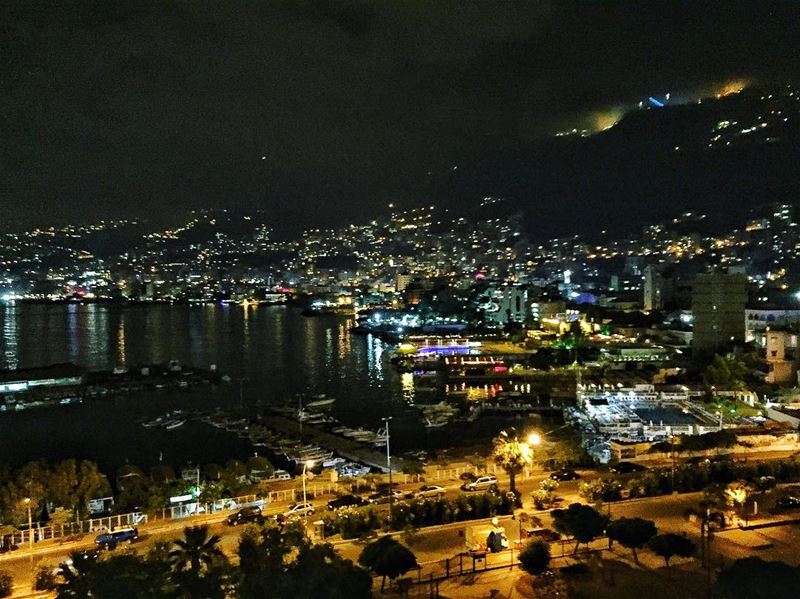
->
691, 272, 747, 358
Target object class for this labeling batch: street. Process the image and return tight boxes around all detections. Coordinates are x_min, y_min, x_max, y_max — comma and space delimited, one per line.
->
3, 467, 800, 596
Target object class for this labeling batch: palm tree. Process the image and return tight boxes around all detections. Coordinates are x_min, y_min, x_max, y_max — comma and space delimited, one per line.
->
169, 525, 223, 576
492, 430, 530, 495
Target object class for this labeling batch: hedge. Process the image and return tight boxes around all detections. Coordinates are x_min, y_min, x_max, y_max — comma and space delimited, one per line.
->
323, 491, 514, 539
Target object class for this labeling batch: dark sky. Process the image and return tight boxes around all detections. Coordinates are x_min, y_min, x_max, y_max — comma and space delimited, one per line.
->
2, 1, 799, 232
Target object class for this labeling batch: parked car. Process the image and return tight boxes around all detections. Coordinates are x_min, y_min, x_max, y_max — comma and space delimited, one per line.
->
459, 472, 477, 481
776, 495, 800, 511
327, 495, 369, 511
609, 462, 646, 474
368, 489, 405, 504
461, 475, 497, 492
226, 506, 264, 526
550, 469, 580, 481
414, 485, 446, 499
284, 502, 315, 517
94, 527, 138, 550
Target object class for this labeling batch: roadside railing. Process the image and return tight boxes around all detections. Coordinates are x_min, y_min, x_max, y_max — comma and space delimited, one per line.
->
2, 483, 342, 550
393, 538, 609, 598
2, 463, 509, 553
5, 512, 146, 548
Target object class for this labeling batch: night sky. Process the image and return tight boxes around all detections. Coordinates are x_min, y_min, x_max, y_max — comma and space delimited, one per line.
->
2, 1, 799, 232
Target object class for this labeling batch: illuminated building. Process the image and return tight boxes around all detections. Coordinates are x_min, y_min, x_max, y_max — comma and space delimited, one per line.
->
395, 271, 412, 293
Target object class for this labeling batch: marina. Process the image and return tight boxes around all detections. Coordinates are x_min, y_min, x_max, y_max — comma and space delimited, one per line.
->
191, 406, 405, 476
0, 360, 229, 413
0, 305, 542, 471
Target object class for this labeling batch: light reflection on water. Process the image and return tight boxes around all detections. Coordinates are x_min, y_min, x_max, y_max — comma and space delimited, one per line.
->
2, 305, 19, 369
400, 372, 415, 405
0, 304, 517, 470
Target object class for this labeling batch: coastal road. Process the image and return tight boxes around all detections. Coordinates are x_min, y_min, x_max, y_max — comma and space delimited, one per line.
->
3, 467, 798, 595
0, 471, 569, 591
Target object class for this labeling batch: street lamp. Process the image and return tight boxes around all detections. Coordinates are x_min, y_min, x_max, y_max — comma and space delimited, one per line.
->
23, 497, 33, 563
527, 432, 542, 446
382, 417, 393, 524
302, 460, 314, 519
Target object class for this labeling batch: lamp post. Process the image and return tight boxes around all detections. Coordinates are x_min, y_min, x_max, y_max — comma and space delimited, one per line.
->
302, 460, 314, 520
23, 497, 33, 568
382, 417, 393, 525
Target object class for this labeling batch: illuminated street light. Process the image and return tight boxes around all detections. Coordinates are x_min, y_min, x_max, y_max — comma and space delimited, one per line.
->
23, 497, 33, 565
527, 432, 542, 446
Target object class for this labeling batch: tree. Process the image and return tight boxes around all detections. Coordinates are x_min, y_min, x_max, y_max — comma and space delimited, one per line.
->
648, 534, 695, 568
551, 503, 609, 556
56, 550, 100, 598
290, 544, 372, 599
519, 540, 551, 575
90, 554, 167, 598
401, 461, 425, 476
0, 571, 11, 598
169, 525, 227, 597
170, 525, 224, 576
237, 521, 307, 598
358, 535, 418, 592
56, 550, 170, 599
50, 509, 74, 529
74, 461, 111, 515
203, 463, 224, 481
716, 557, 799, 599
703, 354, 747, 391
492, 430, 530, 495
224, 460, 248, 480
34, 566, 57, 592
606, 517, 657, 563
237, 521, 369, 599
150, 464, 176, 484
246, 456, 273, 477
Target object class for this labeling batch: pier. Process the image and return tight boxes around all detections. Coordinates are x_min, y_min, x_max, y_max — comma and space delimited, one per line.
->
265, 412, 407, 473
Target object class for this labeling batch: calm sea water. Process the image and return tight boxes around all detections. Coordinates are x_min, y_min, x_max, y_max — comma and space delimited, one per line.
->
0, 304, 509, 472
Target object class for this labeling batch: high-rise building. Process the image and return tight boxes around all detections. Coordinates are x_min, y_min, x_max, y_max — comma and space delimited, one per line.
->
643, 264, 676, 311
395, 271, 412, 293
691, 272, 747, 357
481, 285, 528, 324
643, 265, 661, 311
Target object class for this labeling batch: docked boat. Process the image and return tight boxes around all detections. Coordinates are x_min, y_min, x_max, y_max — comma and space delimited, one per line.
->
305, 395, 336, 410
142, 417, 164, 428
323, 456, 346, 468
164, 419, 186, 430
425, 417, 448, 429
341, 427, 369, 438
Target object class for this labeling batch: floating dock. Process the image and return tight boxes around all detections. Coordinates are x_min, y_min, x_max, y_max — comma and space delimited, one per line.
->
265, 412, 406, 473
